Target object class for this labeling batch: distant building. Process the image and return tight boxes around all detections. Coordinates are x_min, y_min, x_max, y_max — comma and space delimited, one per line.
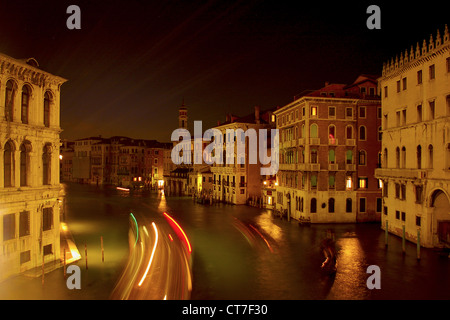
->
275, 75, 382, 223
210, 106, 277, 205
375, 26, 450, 248
0, 53, 67, 281
72, 136, 102, 183
60, 139, 74, 182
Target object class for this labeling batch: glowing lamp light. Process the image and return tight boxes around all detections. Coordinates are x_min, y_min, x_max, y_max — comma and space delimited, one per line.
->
59, 154, 63, 160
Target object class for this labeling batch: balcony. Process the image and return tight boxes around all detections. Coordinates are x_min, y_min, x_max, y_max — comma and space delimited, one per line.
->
374, 168, 428, 180
328, 138, 338, 145
279, 163, 297, 171
309, 138, 320, 145
328, 163, 338, 171
297, 163, 320, 171
346, 164, 356, 171
345, 139, 356, 146
297, 138, 305, 146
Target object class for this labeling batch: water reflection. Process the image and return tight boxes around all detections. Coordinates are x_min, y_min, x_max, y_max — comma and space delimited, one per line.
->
326, 235, 369, 300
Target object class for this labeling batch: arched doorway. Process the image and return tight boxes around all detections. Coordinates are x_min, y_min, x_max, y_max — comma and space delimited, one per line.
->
431, 189, 450, 245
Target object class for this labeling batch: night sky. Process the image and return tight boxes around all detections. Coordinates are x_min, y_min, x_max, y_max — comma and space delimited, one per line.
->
0, 1, 447, 142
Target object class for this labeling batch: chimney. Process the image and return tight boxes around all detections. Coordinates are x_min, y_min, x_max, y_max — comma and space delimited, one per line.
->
325, 81, 330, 87
255, 106, 260, 124
226, 114, 231, 122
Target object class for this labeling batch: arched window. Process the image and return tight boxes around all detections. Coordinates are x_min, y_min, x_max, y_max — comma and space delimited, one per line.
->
396, 147, 400, 168
5, 80, 15, 121
4, 141, 15, 187
328, 198, 335, 213
417, 145, 422, 169
428, 144, 433, 169
20, 142, 31, 186
311, 198, 317, 213
310, 123, 318, 138
43, 144, 52, 185
311, 175, 317, 188
346, 198, 352, 213
311, 149, 318, 163
329, 149, 335, 164
401, 146, 406, 168
346, 126, 353, 139
359, 126, 366, 140
359, 150, 367, 165
21, 86, 30, 124
44, 92, 51, 127
328, 125, 336, 144
346, 149, 353, 164
446, 144, 450, 170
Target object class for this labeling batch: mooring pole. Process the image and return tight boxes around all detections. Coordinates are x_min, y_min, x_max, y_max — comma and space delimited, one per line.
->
85, 243, 88, 270
417, 229, 421, 260
385, 220, 388, 246
101, 236, 104, 262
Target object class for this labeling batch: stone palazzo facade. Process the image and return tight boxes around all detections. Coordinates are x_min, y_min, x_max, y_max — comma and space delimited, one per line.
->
0, 53, 66, 281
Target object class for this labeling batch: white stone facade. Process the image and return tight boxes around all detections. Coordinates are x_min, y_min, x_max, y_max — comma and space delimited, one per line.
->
0, 53, 66, 281
375, 26, 450, 248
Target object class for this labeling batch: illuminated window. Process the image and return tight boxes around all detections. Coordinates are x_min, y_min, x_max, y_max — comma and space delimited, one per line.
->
328, 125, 336, 144
378, 179, 383, 189
311, 106, 317, 117
346, 176, 352, 189
358, 177, 368, 189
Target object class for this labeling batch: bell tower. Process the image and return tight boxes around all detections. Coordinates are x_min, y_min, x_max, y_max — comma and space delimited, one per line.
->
178, 99, 188, 130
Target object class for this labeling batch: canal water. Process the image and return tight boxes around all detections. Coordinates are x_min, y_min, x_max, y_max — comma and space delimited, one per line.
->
2, 183, 448, 300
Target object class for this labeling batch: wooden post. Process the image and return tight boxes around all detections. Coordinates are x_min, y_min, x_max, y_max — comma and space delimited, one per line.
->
402, 225, 406, 253
63, 247, 67, 277
101, 236, 104, 262
42, 254, 45, 285
417, 229, 421, 260
85, 243, 88, 270
385, 220, 388, 246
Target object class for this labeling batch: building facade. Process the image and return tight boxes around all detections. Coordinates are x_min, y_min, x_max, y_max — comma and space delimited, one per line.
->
275, 75, 382, 223
210, 106, 276, 205
0, 53, 66, 281
375, 26, 450, 248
